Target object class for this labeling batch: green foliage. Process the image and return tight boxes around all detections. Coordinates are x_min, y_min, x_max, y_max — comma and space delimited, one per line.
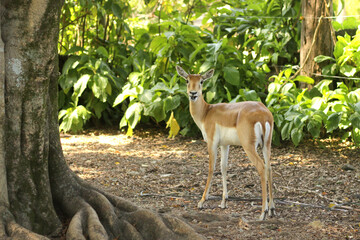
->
58, 47, 124, 132
60, 0, 299, 134
209, 0, 300, 71
315, 30, 360, 88
333, 17, 360, 31
266, 69, 360, 146
58, 0, 360, 146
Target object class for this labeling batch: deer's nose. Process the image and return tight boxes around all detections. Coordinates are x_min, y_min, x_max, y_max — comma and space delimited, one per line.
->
189, 91, 197, 95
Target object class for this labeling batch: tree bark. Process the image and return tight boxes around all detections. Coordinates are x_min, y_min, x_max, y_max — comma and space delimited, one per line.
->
0, 0, 8, 209
0, 0, 204, 239
300, 0, 334, 84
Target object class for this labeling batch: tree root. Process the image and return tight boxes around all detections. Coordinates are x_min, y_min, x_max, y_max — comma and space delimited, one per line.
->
0, 126, 205, 239
61, 184, 204, 240
0, 205, 50, 240
1, 183, 204, 240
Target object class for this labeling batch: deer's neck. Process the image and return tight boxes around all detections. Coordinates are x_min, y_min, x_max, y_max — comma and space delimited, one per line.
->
189, 95, 209, 125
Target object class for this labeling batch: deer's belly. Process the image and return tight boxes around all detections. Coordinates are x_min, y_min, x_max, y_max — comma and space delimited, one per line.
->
215, 124, 241, 146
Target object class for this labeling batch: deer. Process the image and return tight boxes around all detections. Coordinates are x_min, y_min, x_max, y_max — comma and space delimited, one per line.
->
176, 66, 275, 220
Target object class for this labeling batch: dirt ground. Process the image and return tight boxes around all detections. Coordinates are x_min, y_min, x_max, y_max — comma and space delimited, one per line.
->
61, 127, 360, 240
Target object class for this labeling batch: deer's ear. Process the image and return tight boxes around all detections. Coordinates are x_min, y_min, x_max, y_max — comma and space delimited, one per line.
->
201, 69, 214, 80
176, 66, 189, 79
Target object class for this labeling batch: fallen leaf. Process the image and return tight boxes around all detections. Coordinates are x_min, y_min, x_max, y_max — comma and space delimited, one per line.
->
328, 203, 336, 208
308, 220, 324, 229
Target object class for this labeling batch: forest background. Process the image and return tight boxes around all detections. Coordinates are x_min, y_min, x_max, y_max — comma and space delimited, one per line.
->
57, 0, 360, 146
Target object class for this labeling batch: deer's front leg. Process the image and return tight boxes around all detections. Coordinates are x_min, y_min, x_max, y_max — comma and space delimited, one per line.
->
198, 142, 217, 209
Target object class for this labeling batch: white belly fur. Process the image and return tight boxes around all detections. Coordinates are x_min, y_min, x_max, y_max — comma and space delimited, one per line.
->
216, 124, 241, 146
195, 121, 241, 146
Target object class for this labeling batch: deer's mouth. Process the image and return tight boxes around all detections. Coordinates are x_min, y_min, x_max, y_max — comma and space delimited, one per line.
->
189, 93, 199, 102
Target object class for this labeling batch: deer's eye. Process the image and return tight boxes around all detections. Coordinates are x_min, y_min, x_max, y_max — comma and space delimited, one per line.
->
186, 79, 189, 84
200, 80, 204, 85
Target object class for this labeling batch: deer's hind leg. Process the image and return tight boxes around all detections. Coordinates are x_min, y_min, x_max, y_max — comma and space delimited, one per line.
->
242, 144, 269, 220
263, 142, 275, 216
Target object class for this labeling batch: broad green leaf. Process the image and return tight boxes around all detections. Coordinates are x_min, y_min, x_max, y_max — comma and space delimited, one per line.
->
164, 95, 181, 112
96, 46, 109, 58
144, 100, 166, 122
314, 80, 332, 93
352, 128, 360, 144
272, 52, 279, 64
58, 109, 68, 120
284, 68, 292, 79
223, 67, 240, 86
296, 89, 307, 103
281, 122, 291, 140
348, 90, 360, 104
76, 105, 91, 120
268, 82, 281, 94
111, 3, 122, 19
206, 91, 216, 103
152, 82, 173, 94
314, 55, 335, 63
322, 63, 336, 76
128, 72, 141, 85
244, 90, 259, 101
164, 31, 175, 39
92, 75, 108, 102
190, 44, 207, 62
150, 36, 167, 55
294, 75, 315, 84
309, 88, 322, 98
340, 64, 357, 77
350, 112, 360, 129
311, 97, 325, 110
93, 101, 106, 119
326, 112, 342, 132
125, 102, 143, 129
307, 120, 321, 138
281, 83, 294, 94
262, 64, 271, 73
291, 127, 303, 146
113, 87, 137, 107
285, 111, 299, 121
272, 131, 281, 146
74, 74, 90, 97
62, 56, 80, 75
294, 114, 308, 128
333, 103, 345, 112
119, 115, 127, 129
60, 69, 78, 90
273, 113, 284, 127
138, 89, 154, 103
354, 102, 360, 112
334, 38, 347, 59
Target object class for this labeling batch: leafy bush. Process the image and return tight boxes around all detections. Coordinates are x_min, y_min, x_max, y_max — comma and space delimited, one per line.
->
266, 69, 360, 146
58, 47, 124, 132
59, 0, 303, 134
315, 30, 360, 88
266, 69, 316, 145
58, 0, 360, 147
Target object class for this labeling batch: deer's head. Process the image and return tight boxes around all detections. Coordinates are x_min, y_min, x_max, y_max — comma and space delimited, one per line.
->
176, 66, 214, 102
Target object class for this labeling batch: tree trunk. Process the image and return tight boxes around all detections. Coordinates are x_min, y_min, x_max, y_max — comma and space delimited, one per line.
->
300, 0, 334, 84
0, 1, 203, 239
